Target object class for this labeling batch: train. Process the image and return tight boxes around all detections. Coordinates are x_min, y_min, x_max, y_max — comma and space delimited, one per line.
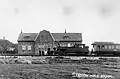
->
1, 42, 120, 56
47, 42, 120, 56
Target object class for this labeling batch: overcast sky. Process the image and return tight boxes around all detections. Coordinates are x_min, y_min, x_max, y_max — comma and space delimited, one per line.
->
0, 0, 120, 46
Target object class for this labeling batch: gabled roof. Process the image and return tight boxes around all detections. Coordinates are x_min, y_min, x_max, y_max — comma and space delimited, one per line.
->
17, 33, 38, 42
51, 33, 82, 42
18, 32, 82, 42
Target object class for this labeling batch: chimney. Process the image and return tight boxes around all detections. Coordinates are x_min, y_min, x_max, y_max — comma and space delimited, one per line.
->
3, 36, 5, 40
21, 29, 23, 33
65, 29, 66, 33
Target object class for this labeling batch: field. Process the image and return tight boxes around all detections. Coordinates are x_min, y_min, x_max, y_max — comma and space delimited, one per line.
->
0, 56, 120, 79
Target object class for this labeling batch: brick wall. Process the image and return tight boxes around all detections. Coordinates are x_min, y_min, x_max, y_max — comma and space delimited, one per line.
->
18, 41, 35, 55
34, 30, 55, 54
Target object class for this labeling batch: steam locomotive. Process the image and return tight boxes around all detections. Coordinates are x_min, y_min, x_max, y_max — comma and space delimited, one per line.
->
53, 44, 89, 56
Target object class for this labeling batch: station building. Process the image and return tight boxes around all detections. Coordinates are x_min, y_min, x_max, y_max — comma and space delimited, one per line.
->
17, 30, 82, 55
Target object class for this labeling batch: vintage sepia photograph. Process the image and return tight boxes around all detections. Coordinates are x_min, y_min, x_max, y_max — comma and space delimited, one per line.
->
0, 0, 120, 79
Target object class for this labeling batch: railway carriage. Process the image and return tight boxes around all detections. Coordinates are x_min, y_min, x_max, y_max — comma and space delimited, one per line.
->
91, 42, 120, 56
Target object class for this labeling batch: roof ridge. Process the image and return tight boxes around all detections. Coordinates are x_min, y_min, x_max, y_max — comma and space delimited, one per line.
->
18, 32, 82, 42
22, 32, 38, 34
51, 32, 81, 34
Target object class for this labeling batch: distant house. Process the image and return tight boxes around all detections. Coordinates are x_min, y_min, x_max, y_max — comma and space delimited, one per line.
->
17, 30, 82, 55
0, 39, 12, 50
0, 39, 17, 54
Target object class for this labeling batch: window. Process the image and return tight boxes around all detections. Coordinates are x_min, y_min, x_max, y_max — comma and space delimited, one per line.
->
108, 45, 111, 49
63, 35, 70, 40
22, 45, 26, 50
116, 45, 119, 49
39, 45, 44, 48
71, 44, 74, 46
24, 36, 30, 39
116, 45, 120, 49
104, 45, 107, 49
79, 45, 83, 48
119, 45, 120, 49
60, 43, 66, 47
111, 45, 114, 49
65, 44, 67, 46
28, 45, 31, 50
68, 43, 71, 47
98, 45, 100, 49
102, 45, 105, 49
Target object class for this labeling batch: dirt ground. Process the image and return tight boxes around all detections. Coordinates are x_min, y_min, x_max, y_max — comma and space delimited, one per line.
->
0, 57, 120, 79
